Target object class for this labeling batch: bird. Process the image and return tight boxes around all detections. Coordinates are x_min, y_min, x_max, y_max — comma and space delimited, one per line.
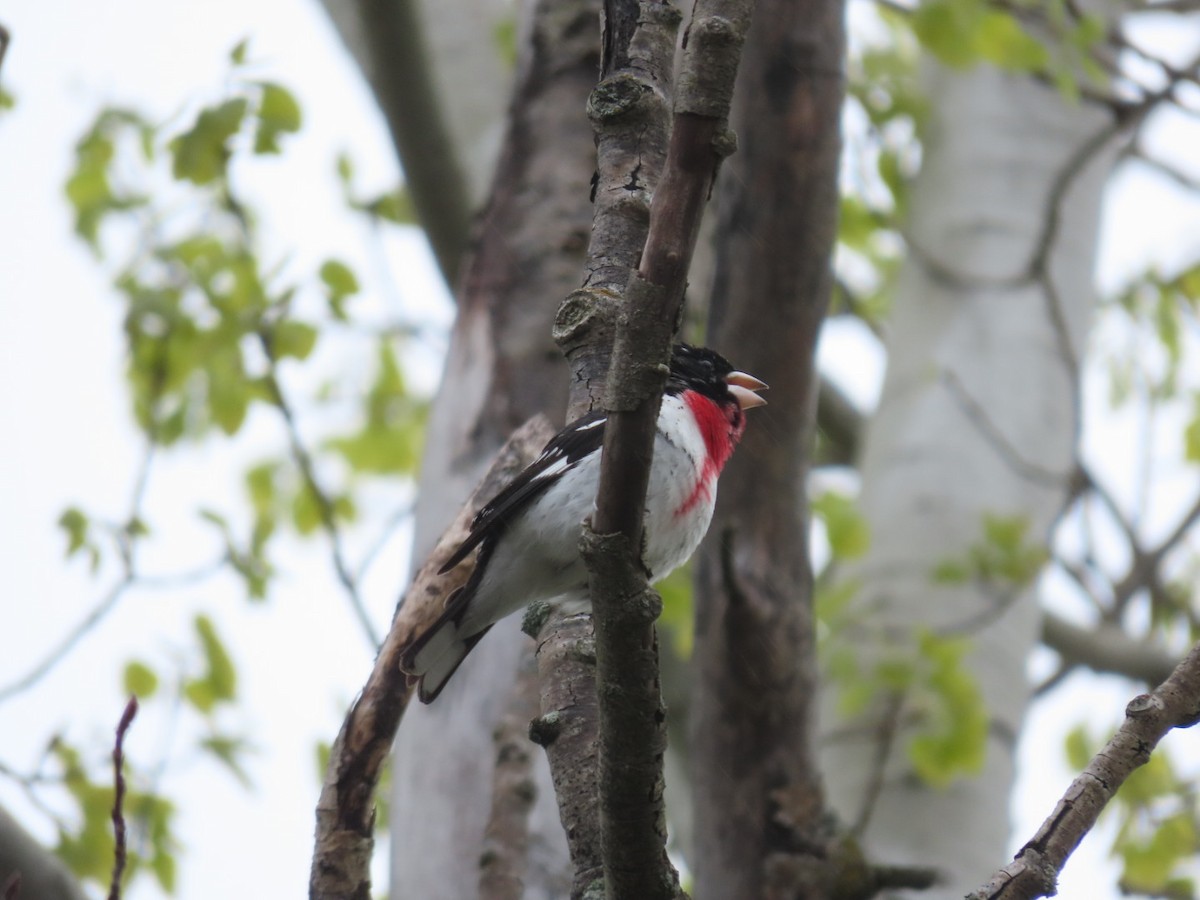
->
400, 344, 767, 703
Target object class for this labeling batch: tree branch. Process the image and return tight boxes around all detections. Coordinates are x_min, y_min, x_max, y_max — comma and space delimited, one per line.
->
309, 417, 555, 900
107, 697, 137, 900
1042, 611, 1178, 688
538, 3, 683, 896
316, 0, 471, 283
259, 348, 380, 649
968, 639, 1200, 900
581, 3, 754, 897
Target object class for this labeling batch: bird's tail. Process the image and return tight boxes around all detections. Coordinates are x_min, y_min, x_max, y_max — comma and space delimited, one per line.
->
400, 593, 492, 703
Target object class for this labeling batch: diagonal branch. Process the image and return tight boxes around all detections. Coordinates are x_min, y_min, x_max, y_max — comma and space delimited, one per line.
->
315, 0, 471, 284
968, 639, 1200, 900
309, 417, 554, 900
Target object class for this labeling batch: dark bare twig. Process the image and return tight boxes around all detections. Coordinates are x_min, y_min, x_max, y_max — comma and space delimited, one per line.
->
108, 697, 138, 900
353, 500, 416, 583
0, 576, 132, 704
0, 25, 10, 78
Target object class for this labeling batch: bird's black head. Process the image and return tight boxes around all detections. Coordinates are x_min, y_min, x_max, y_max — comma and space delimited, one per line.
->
666, 344, 735, 402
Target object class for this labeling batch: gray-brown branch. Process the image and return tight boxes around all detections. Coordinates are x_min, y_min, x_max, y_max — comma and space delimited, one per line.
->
968, 639, 1200, 900
581, 2, 754, 897
537, 2, 683, 896
309, 417, 554, 900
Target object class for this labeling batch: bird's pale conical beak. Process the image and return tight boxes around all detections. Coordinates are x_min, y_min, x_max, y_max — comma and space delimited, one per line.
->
727, 371, 768, 409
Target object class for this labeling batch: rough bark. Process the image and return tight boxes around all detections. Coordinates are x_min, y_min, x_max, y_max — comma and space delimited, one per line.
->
689, 0, 844, 894
532, 3, 681, 895
388, 0, 601, 896
817, 59, 1117, 895
576, 1, 756, 895
0, 805, 88, 900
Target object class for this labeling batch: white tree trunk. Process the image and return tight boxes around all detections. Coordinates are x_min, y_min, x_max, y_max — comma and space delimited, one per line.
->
818, 62, 1115, 895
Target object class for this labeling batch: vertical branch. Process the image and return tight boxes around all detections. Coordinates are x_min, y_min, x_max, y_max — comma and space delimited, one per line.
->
581, 2, 755, 897
537, 2, 680, 895
691, 0, 844, 894
108, 697, 138, 900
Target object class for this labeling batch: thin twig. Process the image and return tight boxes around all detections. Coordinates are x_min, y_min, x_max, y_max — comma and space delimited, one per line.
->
0, 575, 133, 704
108, 697, 138, 900
259, 355, 380, 648
0, 555, 224, 705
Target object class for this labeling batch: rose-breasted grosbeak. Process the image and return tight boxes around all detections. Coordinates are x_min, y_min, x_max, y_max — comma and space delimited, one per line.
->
401, 344, 767, 702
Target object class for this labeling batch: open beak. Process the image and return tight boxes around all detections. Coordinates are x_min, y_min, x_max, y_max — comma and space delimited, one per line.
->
727, 371, 768, 410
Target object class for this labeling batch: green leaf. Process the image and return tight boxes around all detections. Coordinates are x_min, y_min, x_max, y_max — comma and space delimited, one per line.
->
932, 560, 970, 584
907, 631, 987, 786
363, 188, 416, 224
1185, 395, 1200, 463
1119, 811, 1198, 895
335, 152, 354, 186
194, 614, 237, 704
271, 320, 318, 361
975, 11, 1048, 71
123, 661, 159, 698
1063, 724, 1094, 771
58, 507, 90, 557
291, 485, 321, 535
151, 851, 177, 894
200, 735, 253, 788
230, 38, 250, 65
656, 566, 694, 658
912, 0, 983, 68
319, 259, 359, 319
246, 462, 278, 514
813, 492, 870, 560
492, 17, 519, 68
170, 98, 248, 185
254, 82, 302, 154
326, 342, 427, 475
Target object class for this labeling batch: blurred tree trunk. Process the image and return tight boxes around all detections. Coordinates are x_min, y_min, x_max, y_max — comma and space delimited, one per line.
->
690, 0, 844, 893
384, 0, 600, 896
317, 0, 516, 282
0, 804, 88, 900
817, 60, 1117, 896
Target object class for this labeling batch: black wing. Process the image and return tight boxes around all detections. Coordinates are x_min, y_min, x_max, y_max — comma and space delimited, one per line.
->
437, 411, 607, 575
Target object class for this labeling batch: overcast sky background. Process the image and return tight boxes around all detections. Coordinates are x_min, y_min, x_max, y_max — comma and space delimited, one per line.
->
2, 2, 1199, 898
